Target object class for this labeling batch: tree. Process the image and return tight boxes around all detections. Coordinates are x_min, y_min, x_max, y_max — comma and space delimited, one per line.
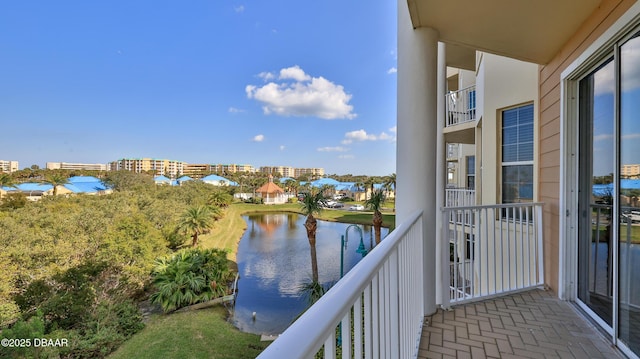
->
284, 179, 299, 196
178, 206, 216, 247
150, 248, 232, 312
365, 189, 386, 245
103, 170, 154, 192
0, 173, 16, 200
42, 173, 69, 196
299, 190, 326, 282
207, 191, 233, 208
384, 173, 396, 195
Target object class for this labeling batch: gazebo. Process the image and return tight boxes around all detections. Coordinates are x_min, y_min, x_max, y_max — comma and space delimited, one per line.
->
256, 175, 286, 205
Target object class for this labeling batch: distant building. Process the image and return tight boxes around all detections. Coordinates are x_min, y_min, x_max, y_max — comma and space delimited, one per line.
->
200, 174, 238, 186
182, 163, 255, 177
622, 164, 640, 178
260, 166, 295, 178
109, 158, 185, 178
46, 162, 108, 171
0, 160, 19, 173
256, 175, 286, 204
259, 166, 324, 178
212, 163, 256, 174
1, 175, 111, 201
294, 167, 325, 178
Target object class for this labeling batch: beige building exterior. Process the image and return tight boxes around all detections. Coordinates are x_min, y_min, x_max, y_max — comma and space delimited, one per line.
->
183, 163, 256, 177
46, 162, 108, 171
0, 160, 19, 173
260, 166, 295, 178
259, 166, 325, 179
622, 164, 640, 178
394, 0, 640, 356
109, 158, 184, 178
445, 54, 538, 207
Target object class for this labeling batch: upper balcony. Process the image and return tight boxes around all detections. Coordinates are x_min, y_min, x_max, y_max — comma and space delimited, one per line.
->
445, 85, 477, 144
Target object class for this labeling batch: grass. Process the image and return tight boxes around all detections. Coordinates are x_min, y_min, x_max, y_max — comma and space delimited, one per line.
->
108, 306, 266, 359
592, 225, 640, 244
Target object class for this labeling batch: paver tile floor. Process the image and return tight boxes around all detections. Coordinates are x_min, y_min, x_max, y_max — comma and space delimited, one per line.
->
418, 289, 625, 359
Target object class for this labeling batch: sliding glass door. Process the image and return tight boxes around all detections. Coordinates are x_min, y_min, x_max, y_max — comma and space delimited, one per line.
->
577, 58, 614, 328
577, 29, 640, 357
618, 30, 640, 356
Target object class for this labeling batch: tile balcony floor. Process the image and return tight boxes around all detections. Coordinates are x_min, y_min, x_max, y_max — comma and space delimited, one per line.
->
418, 289, 624, 359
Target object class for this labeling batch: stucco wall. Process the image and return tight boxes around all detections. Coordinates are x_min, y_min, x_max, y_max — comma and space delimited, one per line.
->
537, 0, 635, 292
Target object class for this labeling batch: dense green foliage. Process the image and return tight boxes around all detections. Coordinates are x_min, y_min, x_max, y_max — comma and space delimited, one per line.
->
0, 178, 234, 358
150, 248, 233, 312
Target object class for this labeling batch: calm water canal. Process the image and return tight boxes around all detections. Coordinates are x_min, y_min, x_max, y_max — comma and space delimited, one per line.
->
231, 212, 388, 335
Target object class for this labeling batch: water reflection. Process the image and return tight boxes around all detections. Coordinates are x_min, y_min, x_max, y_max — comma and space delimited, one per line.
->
231, 212, 388, 335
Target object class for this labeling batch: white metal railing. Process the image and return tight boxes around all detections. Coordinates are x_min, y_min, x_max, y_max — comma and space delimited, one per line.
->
258, 211, 424, 359
445, 85, 477, 127
445, 188, 475, 208
442, 203, 544, 305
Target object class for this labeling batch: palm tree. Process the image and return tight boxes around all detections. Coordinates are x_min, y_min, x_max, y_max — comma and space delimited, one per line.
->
284, 179, 298, 196
207, 191, 232, 208
300, 190, 326, 282
384, 173, 396, 196
364, 178, 376, 200
178, 206, 216, 246
365, 189, 386, 245
0, 173, 16, 200
42, 173, 69, 196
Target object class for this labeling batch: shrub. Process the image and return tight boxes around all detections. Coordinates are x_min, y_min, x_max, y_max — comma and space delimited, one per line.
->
150, 248, 233, 312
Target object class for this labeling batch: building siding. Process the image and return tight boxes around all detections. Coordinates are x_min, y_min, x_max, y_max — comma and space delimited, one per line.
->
537, 0, 635, 291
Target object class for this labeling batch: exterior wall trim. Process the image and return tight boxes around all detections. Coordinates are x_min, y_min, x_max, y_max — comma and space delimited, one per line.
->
562, 1, 640, 80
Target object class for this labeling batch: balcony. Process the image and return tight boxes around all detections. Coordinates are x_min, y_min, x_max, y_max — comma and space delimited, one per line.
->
259, 202, 556, 357
445, 188, 475, 208
418, 289, 622, 358
445, 86, 477, 144
445, 86, 476, 127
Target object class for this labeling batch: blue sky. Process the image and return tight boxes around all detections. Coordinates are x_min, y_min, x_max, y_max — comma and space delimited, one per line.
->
0, 1, 397, 176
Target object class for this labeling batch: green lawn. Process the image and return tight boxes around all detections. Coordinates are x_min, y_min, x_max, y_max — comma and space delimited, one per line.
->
109, 307, 266, 359
592, 224, 640, 244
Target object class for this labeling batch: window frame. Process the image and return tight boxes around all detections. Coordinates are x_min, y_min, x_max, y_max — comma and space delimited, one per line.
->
500, 103, 535, 204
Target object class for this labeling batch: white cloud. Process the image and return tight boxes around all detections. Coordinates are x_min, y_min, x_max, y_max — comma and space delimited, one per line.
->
317, 146, 349, 152
258, 71, 275, 81
234, 5, 245, 13
593, 45, 640, 96
387, 67, 397, 74
279, 145, 285, 151
252, 134, 265, 142
623, 133, 640, 140
279, 65, 310, 82
228, 107, 245, 113
246, 65, 356, 120
594, 133, 613, 142
339, 154, 355, 159
389, 126, 397, 133
341, 129, 395, 144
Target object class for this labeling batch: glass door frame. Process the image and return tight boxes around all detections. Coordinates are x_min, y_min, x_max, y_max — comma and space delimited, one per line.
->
561, 14, 640, 358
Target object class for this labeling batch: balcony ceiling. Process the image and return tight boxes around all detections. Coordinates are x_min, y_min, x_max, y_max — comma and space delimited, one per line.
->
408, 0, 603, 65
